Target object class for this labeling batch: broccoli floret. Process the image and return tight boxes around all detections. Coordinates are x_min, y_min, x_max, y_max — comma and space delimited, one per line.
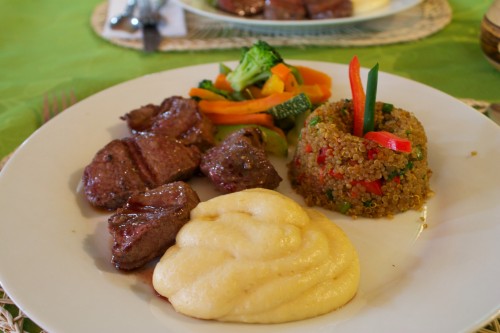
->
226, 40, 284, 92
197, 79, 246, 101
198, 79, 230, 99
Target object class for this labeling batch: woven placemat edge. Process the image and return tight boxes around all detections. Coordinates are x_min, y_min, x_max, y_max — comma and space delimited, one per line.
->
90, 0, 452, 51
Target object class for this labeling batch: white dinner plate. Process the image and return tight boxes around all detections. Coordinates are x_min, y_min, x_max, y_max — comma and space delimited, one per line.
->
174, 0, 423, 33
0, 61, 499, 333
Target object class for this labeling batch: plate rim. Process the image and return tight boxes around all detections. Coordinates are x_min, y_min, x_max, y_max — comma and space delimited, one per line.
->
173, 0, 424, 28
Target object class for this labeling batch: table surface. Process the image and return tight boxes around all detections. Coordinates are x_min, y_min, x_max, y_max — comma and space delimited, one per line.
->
0, 0, 499, 332
1, 0, 499, 160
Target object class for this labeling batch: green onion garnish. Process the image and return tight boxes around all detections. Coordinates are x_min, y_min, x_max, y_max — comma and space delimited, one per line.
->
363, 63, 379, 135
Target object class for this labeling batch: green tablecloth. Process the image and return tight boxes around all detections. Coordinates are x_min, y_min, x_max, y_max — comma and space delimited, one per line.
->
0, 0, 499, 332
0, 0, 499, 160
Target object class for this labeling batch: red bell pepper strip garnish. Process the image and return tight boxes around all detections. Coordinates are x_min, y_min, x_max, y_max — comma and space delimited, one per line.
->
349, 56, 366, 137
352, 179, 383, 196
364, 131, 412, 153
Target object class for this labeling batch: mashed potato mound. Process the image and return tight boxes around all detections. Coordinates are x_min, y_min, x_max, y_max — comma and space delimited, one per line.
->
352, 0, 389, 14
152, 188, 360, 323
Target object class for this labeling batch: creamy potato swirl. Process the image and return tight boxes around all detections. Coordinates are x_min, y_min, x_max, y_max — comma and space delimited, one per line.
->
352, 0, 389, 14
153, 188, 360, 323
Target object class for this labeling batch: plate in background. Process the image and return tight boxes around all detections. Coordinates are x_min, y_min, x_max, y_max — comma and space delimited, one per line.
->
174, 0, 422, 33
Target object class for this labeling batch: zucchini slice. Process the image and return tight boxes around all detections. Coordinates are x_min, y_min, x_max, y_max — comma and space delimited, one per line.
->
267, 93, 312, 120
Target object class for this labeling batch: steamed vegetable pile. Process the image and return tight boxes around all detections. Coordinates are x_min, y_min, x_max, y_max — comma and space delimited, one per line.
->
189, 40, 332, 156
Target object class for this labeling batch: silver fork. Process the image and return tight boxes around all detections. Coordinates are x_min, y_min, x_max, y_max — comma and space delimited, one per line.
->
41, 90, 77, 124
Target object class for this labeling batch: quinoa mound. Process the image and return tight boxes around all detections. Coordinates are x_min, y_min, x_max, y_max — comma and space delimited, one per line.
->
288, 99, 432, 218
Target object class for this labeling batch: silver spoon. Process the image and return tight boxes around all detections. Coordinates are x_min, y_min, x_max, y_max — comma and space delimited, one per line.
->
110, 0, 140, 33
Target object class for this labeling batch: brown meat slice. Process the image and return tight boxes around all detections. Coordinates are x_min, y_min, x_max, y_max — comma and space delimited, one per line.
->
122, 96, 216, 151
120, 103, 160, 132
82, 133, 201, 210
108, 181, 200, 270
82, 139, 148, 210
264, 0, 307, 20
303, 0, 353, 19
200, 127, 282, 193
216, 0, 265, 16
128, 134, 201, 185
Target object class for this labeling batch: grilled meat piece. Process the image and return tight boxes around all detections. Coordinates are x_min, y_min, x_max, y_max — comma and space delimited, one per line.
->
200, 127, 282, 193
108, 181, 200, 270
120, 103, 159, 132
82, 139, 148, 210
122, 96, 216, 151
303, 0, 353, 19
82, 133, 201, 210
130, 134, 201, 185
216, 0, 265, 16
264, 0, 307, 20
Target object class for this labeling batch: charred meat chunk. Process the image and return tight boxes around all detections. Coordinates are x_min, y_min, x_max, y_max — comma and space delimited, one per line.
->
264, 0, 307, 20
200, 127, 282, 193
130, 134, 201, 185
82, 133, 201, 210
108, 181, 200, 270
303, 0, 353, 19
121, 96, 216, 151
216, 0, 265, 16
82, 139, 147, 210
120, 103, 159, 132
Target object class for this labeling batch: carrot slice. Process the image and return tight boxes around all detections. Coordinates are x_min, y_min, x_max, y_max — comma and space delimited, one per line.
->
299, 84, 331, 104
188, 87, 227, 101
246, 85, 265, 99
270, 63, 292, 82
198, 92, 294, 115
214, 73, 233, 92
205, 113, 274, 127
284, 73, 300, 93
295, 65, 332, 89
